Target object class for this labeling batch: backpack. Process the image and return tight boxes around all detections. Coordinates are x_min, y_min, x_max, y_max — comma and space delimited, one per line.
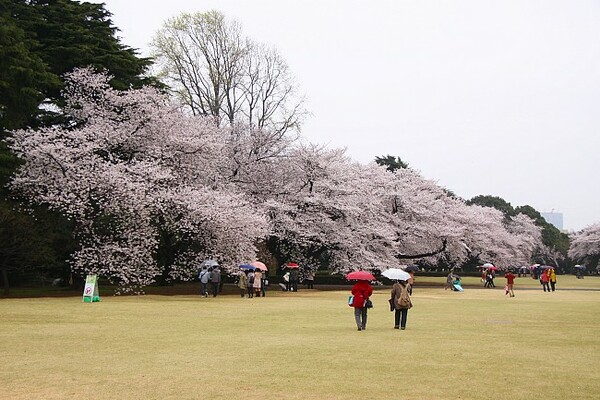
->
396, 284, 412, 309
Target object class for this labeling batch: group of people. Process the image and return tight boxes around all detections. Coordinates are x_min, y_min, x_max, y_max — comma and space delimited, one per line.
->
237, 268, 268, 298
281, 268, 300, 292
482, 269, 496, 288
445, 272, 463, 291
539, 267, 557, 292
199, 262, 318, 298
506, 267, 557, 295
349, 278, 413, 331
198, 266, 222, 297
280, 267, 316, 291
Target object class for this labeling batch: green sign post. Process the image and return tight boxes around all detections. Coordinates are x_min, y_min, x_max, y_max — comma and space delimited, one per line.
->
82, 275, 100, 303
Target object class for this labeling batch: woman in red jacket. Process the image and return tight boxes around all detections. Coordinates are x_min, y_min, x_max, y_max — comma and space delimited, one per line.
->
351, 280, 373, 331
540, 269, 551, 292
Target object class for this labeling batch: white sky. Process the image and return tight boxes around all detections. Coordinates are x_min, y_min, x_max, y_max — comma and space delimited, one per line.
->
93, 0, 599, 231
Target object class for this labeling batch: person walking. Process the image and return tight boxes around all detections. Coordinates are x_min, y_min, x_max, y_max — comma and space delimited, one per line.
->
504, 270, 516, 297
485, 270, 495, 288
350, 279, 373, 331
289, 268, 299, 292
482, 269, 488, 287
210, 266, 221, 297
282, 271, 290, 291
247, 271, 255, 298
261, 272, 268, 297
540, 268, 550, 292
198, 266, 210, 297
390, 280, 412, 330
548, 268, 557, 292
238, 269, 248, 298
253, 269, 263, 298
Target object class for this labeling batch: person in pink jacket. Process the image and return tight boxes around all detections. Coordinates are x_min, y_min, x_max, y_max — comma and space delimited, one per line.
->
351, 280, 373, 331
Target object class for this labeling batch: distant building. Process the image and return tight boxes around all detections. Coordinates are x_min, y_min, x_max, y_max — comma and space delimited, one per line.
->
541, 211, 563, 230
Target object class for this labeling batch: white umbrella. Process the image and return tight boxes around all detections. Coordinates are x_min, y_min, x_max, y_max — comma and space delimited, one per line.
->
382, 268, 411, 281
201, 259, 219, 267
482, 263, 494, 268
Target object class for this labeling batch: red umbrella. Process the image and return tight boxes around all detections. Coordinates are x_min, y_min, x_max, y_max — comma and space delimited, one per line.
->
346, 271, 375, 281
286, 262, 299, 269
251, 261, 268, 271
487, 266, 499, 271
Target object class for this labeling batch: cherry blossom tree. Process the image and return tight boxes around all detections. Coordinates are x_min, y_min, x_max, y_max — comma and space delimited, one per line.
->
249, 144, 543, 274
378, 168, 542, 269
9, 67, 268, 292
8, 68, 545, 289
568, 223, 600, 268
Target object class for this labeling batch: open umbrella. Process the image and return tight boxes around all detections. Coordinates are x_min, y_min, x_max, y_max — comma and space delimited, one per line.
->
346, 271, 375, 281
286, 262, 299, 269
251, 261, 268, 271
482, 263, 494, 268
201, 259, 219, 268
487, 266, 499, 271
382, 268, 411, 281
239, 264, 256, 271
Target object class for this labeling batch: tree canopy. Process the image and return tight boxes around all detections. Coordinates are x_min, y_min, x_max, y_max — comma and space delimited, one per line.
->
0, 0, 155, 134
151, 10, 307, 135
0, 0, 159, 292
8, 69, 546, 291
568, 223, 600, 270
375, 155, 410, 172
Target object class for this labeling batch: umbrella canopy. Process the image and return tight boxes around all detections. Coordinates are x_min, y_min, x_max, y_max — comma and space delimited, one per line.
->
574, 265, 586, 269
286, 262, 299, 269
404, 265, 420, 272
382, 268, 411, 281
240, 264, 256, 271
482, 263, 494, 268
486, 266, 499, 271
541, 265, 554, 269
201, 259, 219, 268
251, 261, 268, 271
346, 271, 375, 281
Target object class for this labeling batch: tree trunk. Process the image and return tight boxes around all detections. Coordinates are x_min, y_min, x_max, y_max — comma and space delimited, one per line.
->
1, 268, 9, 297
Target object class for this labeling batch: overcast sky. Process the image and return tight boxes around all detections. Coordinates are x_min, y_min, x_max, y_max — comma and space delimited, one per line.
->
92, 0, 599, 231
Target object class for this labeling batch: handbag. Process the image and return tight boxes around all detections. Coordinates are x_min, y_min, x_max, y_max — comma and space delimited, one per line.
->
388, 298, 394, 312
348, 295, 354, 306
365, 299, 373, 308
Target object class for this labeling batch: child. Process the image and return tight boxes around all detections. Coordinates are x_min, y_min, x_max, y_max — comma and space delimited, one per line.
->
445, 273, 454, 290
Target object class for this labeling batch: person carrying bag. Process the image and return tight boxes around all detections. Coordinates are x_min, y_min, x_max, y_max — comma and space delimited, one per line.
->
390, 280, 412, 330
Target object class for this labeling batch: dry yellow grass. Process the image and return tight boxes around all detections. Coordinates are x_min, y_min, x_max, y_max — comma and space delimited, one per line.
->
1, 284, 599, 400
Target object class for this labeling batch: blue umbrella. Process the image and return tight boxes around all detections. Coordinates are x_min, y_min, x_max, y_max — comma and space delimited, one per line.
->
239, 264, 256, 270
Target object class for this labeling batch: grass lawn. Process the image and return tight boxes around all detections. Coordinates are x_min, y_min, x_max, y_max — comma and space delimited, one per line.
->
1, 283, 599, 400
